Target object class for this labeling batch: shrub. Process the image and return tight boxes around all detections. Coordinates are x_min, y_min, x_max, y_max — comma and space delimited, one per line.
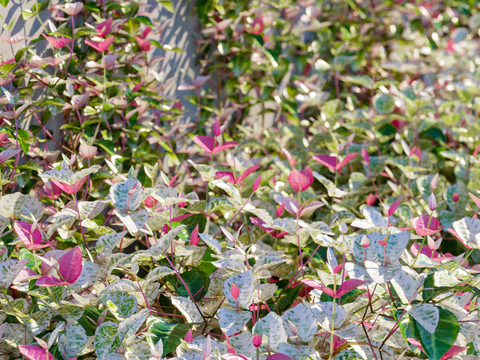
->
1, 0, 480, 359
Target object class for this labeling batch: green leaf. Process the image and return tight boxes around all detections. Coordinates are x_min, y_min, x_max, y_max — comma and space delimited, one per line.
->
158, 0, 174, 12
166, 269, 210, 301
146, 317, 192, 357
73, 27, 99, 38
320, 287, 365, 305
95, 321, 122, 360
373, 93, 395, 114
0, 63, 16, 78
0, 0, 9, 7
135, 16, 153, 27
412, 307, 459, 360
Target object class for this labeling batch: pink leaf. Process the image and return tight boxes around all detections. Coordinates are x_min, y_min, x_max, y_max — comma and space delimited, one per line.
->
190, 225, 200, 246
42, 34, 72, 49
14, 221, 43, 248
252, 175, 262, 192
266, 354, 293, 360
366, 193, 377, 206
213, 120, 222, 137
288, 166, 313, 192
336, 279, 368, 297
36, 275, 68, 287
312, 154, 336, 170
361, 147, 370, 164
135, 36, 151, 51
273, 195, 299, 216
57, 246, 83, 283
185, 329, 193, 342
281, 146, 296, 167
85, 36, 114, 52
299, 200, 324, 217
336, 152, 359, 171
19, 345, 53, 360
388, 198, 401, 216
411, 214, 443, 236
213, 141, 239, 154
469, 192, 480, 210
277, 202, 285, 217
215, 171, 236, 184
96, 18, 112, 38
142, 26, 152, 39
193, 135, 216, 153
51, 176, 88, 194
236, 165, 261, 184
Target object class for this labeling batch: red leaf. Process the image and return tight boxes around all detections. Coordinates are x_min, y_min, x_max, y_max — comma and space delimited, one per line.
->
388, 198, 401, 216
85, 36, 115, 52
312, 154, 336, 170
288, 166, 313, 192
19, 345, 53, 360
42, 34, 72, 49
336, 152, 359, 171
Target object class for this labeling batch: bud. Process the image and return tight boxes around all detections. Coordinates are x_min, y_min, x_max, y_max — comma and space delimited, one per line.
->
252, 334, 262, 348
190, 225, 200, 246
226, 153, 236, 168
360, 235, 370, 248
185, 329, 193, 343
430, 173, 439, 191
62, 2, 84, 15
162, 224, 170, 233
428, 193, 436, 211
288, 320, 298, 336
79, 144, 98, 159
378, 239, 387, 247
339, 222, 348, 234
231, 283, 240, 300
361, 147, 370, 165
69, 154, 77, 167
453, 193, 460, 203
277, 202, 285, 217
366, 193, 377, 206
127, 188, 138, 196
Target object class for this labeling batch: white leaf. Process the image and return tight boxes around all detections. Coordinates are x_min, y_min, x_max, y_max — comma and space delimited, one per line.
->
171, 296, 204, 323
281, 302, 318, 342
311, 302, 346, 330
96, 231, 128, 258
199, 233, 222, 254
114, 210, 149, 236
110, 178, 144, 212
407, 303, 439, 334
252, 312, 287, 351
223, 270, 256, 310
452, 217, 480, 249
217, 308, 251, 336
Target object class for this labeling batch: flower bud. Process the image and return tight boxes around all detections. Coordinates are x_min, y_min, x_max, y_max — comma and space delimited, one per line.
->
378, 239, 387, 247
366, 193, 377, 206
69, 154, 77, 166
453, 193, 460, 203
231, 283, 240, 300
128, 188, 138, 196
277, 202, 285, 217
430, 173, 439, 191
252, 334, 262, 348
288, 320, 298, 336
361, 147, 370, 165
428, 193, 436, 211
339, 222, 348, 234
360, 235, 370, 248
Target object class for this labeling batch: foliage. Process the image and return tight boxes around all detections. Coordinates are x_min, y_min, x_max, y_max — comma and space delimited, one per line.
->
1, 0, 480, 359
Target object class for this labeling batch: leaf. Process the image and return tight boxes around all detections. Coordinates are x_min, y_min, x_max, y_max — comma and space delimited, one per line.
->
391, 268, 425, 304
146, 225, 186, 255
0, 259, 30, 288
110, 177, 143, 212
217, 308, 251, 336
374, 230, 411, 264
311, 302, 346, 330
313, 172, 347, 198
95, 321, 122, 360
0, 0, 9, 7
373, 93, 395, 114
159, 0, 174, 12
96, 231, 128, 258
452, 217, 480, 249
167, 269, 209, 301
407, 303, 439, 334
281, 302, 317, 342
62, 324, 88, 359
114, 210, 149, 236
223, 270, 255, 309
252, 312, 287, 351
118, 308, 149, 340
100, 290, 138, 320
171, 296, 204, 323
146, 316, 192, 357
199, 233, 222, 254
411, 307, 459, 360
